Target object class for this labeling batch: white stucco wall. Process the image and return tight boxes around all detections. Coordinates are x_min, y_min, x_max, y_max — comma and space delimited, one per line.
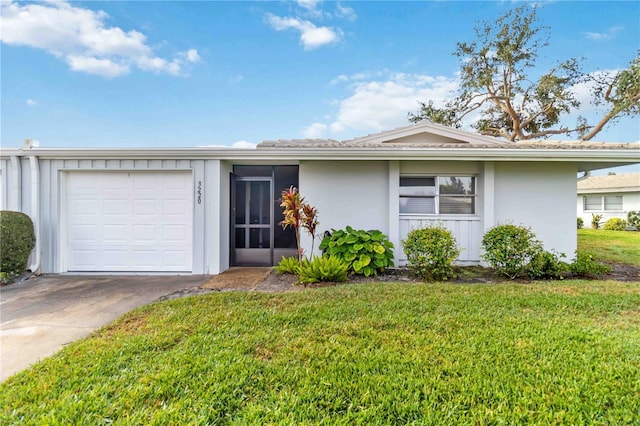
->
299, 160, 389, 257
494, 162, 577, 257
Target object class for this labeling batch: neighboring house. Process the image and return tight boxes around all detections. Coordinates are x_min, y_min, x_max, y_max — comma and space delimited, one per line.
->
577, 172, 640, 227
0, 121, 638, 275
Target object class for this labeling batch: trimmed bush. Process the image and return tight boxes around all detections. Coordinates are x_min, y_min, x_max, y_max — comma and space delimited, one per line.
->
569, 251, 611, 277
402, 226, 460, 281
577, 217, 584, 229
526, 250, 568, 280
591, 214, 603, 230
481, 224, 543, 279
319, 227, 394, 276
0, 211, 35, 280
603, 217, 627, 231
628, 210, 640, 230
297, 256, 349, 284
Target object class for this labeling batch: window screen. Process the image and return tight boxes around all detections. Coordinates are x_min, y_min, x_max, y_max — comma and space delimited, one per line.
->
604, 195, 623, 211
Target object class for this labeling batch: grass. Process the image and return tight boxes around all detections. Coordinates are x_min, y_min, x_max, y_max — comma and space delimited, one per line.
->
2, 281, 639, 424
578, 229, 640, 266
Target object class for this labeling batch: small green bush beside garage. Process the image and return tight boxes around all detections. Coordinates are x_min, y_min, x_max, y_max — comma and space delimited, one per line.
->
0, 210, 35, 283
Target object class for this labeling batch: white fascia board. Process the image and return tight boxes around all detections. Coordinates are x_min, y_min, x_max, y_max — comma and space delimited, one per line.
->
2, 147, 638, 165
577, 188, 639, 194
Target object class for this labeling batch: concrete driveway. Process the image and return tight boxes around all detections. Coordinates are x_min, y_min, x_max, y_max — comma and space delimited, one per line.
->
0, 274, 210, 382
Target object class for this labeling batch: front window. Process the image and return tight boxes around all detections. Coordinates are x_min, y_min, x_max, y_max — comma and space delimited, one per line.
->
400, 176, 476, 215
584, 195, 623, 212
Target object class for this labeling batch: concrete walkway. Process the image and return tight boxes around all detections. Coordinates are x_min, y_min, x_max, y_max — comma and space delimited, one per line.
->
0, 274, 210, 382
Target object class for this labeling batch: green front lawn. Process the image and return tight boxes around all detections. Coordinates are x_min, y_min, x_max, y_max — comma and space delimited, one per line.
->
578, 229, 640, 266
2, 282, 639, 424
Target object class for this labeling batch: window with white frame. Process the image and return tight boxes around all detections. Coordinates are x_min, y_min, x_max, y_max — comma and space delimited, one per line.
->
583, 195, 623, 211
400, 176, 476, 215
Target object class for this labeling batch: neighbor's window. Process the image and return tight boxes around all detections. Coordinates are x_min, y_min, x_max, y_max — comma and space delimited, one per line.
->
400, 176, 476, 215
583, 195, 623, 211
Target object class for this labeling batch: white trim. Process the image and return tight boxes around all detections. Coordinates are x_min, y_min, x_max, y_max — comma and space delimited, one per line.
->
388, 161, 400, 256
483, 162, 495, 232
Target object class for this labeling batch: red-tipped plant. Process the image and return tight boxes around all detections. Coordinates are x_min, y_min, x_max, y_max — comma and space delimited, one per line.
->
301, 203, 319, 257
279, 186, 319, 263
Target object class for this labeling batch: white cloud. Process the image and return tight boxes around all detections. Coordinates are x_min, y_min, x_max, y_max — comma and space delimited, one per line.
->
266, 14, 341, 50
185, 49, 200, 63
323, 72, 459, 135
26, 99, 38, 107
67, 55, 130, 78
200, 141, 257, 149
0, 1, 199, 78
296, 0, 323, 18
302, 122, 328, 138
584, 26, 624, 41
231, 141, 257, 149
335, 3, 357, 21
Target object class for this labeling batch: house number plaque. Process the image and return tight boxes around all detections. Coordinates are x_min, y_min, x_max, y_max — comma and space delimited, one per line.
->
197, 181, 203, 204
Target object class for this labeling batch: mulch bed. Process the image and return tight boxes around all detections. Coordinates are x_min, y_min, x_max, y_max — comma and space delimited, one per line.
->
159, 263, 640, 301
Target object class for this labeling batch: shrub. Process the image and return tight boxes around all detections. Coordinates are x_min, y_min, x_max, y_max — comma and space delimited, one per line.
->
577, 217, 584, 229
526, 250, 568, 280
297, 256, 349, 284
275, 256, 300, 275
402, 226, 460, 281
319, 227, 394, 276
569, 251, 611, 277
481, 224, 543, 279
0, 211, 35, 280
603, 217, 627, 231
626, 210, 640, 230
591, 214, 603, 230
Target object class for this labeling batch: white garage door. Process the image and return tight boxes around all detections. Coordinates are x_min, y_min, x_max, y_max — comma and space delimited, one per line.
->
66, 171, 193, 272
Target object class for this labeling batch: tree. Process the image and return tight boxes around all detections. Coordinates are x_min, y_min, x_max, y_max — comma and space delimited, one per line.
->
409, 5, 640, 142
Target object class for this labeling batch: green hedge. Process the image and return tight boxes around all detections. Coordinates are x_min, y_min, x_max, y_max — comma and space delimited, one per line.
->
0, 211, 35, 279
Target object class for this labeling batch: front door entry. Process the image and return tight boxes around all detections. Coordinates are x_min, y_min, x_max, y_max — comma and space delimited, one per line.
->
233, 178, 272, 265
231, 165, 299, 266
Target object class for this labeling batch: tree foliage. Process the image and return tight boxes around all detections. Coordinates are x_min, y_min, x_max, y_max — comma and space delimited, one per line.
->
409, 5, 640, 142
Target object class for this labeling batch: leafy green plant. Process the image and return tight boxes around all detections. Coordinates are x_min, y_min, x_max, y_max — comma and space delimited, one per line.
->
577, 217, 584, 230
527, 250, 568, 280
569, 251, 612, 277
0, 211, 35, 281
275, 256, 300, 275
603, 217, 627, 231
627, 210, 640, 230
297, 256, 349, 284
481, 224, 543, 279
402, 226, 460, 281
319, 227, 394, 276
591, 214, 603, 230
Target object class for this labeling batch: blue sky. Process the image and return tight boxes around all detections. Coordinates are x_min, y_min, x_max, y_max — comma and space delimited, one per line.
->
1, 0, 639, 150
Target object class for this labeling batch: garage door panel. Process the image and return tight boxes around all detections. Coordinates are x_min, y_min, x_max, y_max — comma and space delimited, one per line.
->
133, 224, 157, 241
104, 174, 128, 190
133, 199, 158, 216
163, 250, 189, 267
66, 171, 193, 272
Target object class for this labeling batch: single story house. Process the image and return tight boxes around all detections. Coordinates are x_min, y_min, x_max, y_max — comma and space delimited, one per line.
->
1, 121, 638, 275
577, 172, 640, 227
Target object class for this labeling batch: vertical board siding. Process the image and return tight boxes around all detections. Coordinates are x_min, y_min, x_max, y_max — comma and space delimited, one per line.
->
31, 158, 204, 273
399, 216, 482, 263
